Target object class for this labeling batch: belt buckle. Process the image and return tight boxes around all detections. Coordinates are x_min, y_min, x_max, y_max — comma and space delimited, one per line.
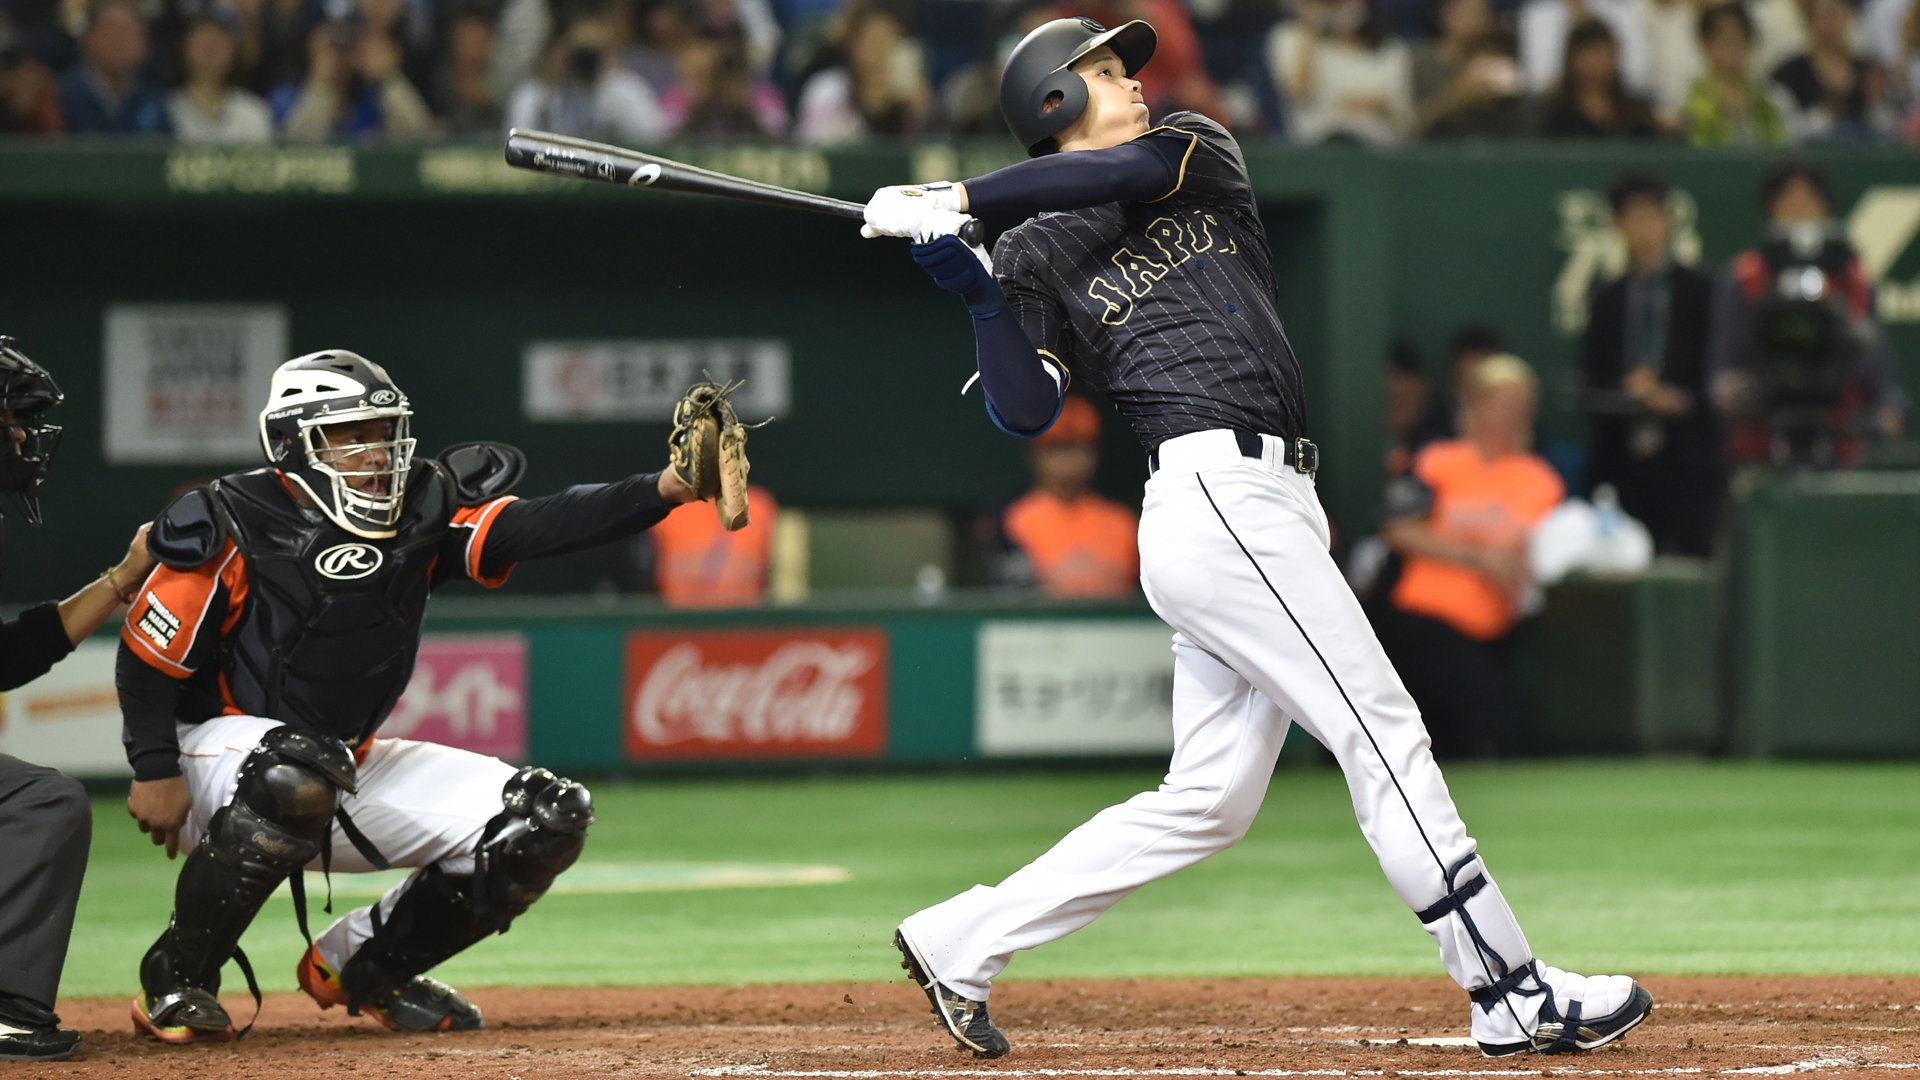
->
1294, 438, 1318, 474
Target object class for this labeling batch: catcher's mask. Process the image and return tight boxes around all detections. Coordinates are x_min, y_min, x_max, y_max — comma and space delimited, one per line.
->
258, 350, 416, 539
0, 336, 65, 527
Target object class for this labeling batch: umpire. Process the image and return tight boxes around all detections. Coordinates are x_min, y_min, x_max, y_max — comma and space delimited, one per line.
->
0, 337, 158, 1062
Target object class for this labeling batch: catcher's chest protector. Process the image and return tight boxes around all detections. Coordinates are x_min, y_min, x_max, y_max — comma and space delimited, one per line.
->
210, 466, 454, 746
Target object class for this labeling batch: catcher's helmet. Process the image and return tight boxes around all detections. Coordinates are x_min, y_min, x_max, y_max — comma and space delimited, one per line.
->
258, 350, 417, 539
998, 17, 1156, 157
0, 336, 64, 526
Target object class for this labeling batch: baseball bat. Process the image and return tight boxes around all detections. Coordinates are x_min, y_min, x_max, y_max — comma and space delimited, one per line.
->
504, 129, 985, 247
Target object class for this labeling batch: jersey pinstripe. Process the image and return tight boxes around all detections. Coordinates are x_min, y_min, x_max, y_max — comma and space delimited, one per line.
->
991, 112, 1306, 451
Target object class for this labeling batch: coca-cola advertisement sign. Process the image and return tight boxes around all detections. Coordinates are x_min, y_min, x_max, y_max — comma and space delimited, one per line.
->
380, 634, 528, 762
623, 629, 889, 760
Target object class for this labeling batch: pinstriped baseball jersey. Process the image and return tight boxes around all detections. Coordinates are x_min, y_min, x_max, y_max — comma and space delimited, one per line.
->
990, 112, 1307, 452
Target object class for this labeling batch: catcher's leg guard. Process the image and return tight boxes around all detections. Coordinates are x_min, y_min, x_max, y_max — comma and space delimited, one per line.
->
330, 768, 592, 1031
135, 728, 354, 1043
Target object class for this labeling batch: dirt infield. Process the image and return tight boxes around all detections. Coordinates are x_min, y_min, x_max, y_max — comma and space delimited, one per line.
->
18, 976, 1918, 1078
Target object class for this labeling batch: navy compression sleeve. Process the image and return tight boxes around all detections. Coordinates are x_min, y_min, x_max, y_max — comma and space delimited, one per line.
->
961, 137, 1186, 215
911, 236, 1062, 436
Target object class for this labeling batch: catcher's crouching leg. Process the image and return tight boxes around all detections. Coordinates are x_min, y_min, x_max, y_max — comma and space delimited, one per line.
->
136, 728, 355, 1043
306, 768, 593, 1033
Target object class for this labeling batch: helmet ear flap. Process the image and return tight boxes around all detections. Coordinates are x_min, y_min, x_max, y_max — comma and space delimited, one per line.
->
1027, 71, 1089, 154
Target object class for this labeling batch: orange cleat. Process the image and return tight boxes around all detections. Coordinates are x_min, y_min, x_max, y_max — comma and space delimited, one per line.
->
131, 989, 236, 1044
296, 944, 483, 1032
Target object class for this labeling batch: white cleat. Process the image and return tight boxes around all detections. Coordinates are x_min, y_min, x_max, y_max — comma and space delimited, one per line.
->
1470, 961, 1654, 1057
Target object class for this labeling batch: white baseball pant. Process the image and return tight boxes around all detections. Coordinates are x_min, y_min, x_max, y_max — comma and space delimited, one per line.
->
175, 715, 522, 972
900, 430, 1533, 1002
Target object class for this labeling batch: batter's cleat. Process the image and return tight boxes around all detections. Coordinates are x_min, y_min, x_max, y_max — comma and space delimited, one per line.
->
131, 988, 236, 1044
298, 945, 484, 1032
0, 1023, 83, 1062
893, 927, 1009, 1058
1470, 961, 1654, 1058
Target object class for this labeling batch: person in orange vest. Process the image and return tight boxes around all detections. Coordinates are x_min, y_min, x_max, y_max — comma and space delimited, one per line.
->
1000, 396, 1139, 599
650, 484, 778, 608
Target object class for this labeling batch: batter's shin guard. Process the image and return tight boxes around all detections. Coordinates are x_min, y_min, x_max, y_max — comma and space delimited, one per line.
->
338, 770, 592, 1012
1415, 854, 1535, 1002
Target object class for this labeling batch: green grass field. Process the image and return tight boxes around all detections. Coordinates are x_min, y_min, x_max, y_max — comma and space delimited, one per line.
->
62, 761, 1920, 999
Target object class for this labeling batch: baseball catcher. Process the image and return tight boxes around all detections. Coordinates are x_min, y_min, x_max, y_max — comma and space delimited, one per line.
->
119, 351, 737, 1043
865, 16, 1652, 1062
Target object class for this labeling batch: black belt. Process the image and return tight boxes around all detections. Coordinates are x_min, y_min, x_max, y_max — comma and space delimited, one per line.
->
1148, 429, 1319, 475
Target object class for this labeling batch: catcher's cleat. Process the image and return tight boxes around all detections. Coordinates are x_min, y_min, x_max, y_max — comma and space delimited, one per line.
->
131, 988, 235, 1044
298, 945, 484, 1033
1471, 961, 1654, 1058
0, 1024, 83, 1062
893, 927, 1009, 1058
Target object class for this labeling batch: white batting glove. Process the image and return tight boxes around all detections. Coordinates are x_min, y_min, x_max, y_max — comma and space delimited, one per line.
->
860, 182, 966, 239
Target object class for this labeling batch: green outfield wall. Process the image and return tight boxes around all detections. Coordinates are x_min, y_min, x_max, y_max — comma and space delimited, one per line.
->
1, 141, 1916, 601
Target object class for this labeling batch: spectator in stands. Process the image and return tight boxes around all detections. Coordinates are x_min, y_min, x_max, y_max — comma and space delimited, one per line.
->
206, 0, 306, 97
1, 22, 63, 132
1412, 0, 1530, 138
167, 11, 273, 141
1684, 2, 1785, 146
1375, 355, 1563, 759
1070, 0, 1228, 122
432, 5, 503, 136
1746, 0, 1807, 77
625, 0, 696, 98
997, 396, 1139, 600
1187, 0, 1286, 131
662, 19, 786, 136
1541, 19, 1661, 136
649, 485, 780, 607
277, 16, 435, 141
505, 15, 669, 144
1518, 0, 1651, 99
1709, 159, 1907, 464
1385, 339, 1433, 477
1401, 322, 1508, 458
1640, 0, 1704, 122
59, 0, 171, 134
1769, 0, 1894, 142
1268, 0, 1414, 144
1901, 3, 1920, 142
792, 1, 927, 144
1581, 170, 1722, 556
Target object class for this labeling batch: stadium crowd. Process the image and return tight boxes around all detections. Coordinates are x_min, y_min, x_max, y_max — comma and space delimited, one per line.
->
2, 0, 1917, 143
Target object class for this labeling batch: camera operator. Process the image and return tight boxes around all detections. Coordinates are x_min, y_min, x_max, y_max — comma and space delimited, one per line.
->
1708, 159, 1908, 467
0, 337, 158, 1062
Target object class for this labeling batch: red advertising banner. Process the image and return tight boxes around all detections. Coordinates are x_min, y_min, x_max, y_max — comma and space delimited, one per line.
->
623, 628, 889, 761
380, 633, 529, 762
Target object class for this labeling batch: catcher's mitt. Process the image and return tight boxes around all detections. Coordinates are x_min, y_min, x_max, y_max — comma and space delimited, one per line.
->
668, 379, 756, 531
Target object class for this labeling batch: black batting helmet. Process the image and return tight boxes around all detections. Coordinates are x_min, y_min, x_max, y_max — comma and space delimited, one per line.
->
998, 17, 1156, 157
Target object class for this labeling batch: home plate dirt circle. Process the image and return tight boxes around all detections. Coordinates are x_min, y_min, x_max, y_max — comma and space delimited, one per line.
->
29, 976, 1920, 1079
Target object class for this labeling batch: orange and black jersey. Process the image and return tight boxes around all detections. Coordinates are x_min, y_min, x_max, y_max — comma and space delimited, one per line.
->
118, 468, 671, 780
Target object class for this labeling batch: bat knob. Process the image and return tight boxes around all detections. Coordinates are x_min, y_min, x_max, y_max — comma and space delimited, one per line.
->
958, 219, 986, 248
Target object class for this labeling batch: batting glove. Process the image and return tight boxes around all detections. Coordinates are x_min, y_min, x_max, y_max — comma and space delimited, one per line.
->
912, 234, 1003, 318
861, 182, 965, 239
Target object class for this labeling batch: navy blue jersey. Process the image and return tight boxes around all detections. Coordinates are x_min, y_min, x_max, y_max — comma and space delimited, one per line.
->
990, 113, 1308, 452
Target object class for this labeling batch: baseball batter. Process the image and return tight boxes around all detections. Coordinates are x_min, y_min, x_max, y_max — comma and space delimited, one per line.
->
118, 351, 749, 1043
862, 17, 1653, 1061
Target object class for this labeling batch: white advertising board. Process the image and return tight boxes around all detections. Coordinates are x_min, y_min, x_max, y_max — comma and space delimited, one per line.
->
523, 339, 788, 423
0, 641, 131, 777
976, 619, 1177, 757
103, 304, 289, 463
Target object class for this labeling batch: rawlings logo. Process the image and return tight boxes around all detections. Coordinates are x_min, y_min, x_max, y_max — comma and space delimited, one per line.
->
369, 389, 398, 405
314, 542, 383, 580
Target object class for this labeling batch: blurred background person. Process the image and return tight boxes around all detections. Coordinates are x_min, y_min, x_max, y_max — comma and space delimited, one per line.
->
505, 14, 669, 144
1068, 0, 1228, 121
0, 22, 63, 132
1902, 2, 1920, 141
276, 15, 435, 141
1384, 339, 1433, 478
58, 0, 170, 134
1709, 158, 1907, 467
661, 18, 786, 136
1540, 18, 1662, 137
1640, 0, 1705, 123
1186, 0, 1287, 131
1398, 322, 1509, 460
792, 1, 927, 144
1581, 169, 1723, 556
994, 396, 1138, 600
1518, 0, 1651, 99
431, 4, 502, 136
1412, 0, 1530, 138
1768, 0, 1893, 142
1268, 0, 1414, 144
167, 9, 272, 141
1684, 1, 1785, 146
647, 484, 780, 607
1374, 355, 1563, 760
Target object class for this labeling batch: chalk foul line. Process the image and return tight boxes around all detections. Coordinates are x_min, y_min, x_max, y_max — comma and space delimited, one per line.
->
692, 1060, 1920, 1078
